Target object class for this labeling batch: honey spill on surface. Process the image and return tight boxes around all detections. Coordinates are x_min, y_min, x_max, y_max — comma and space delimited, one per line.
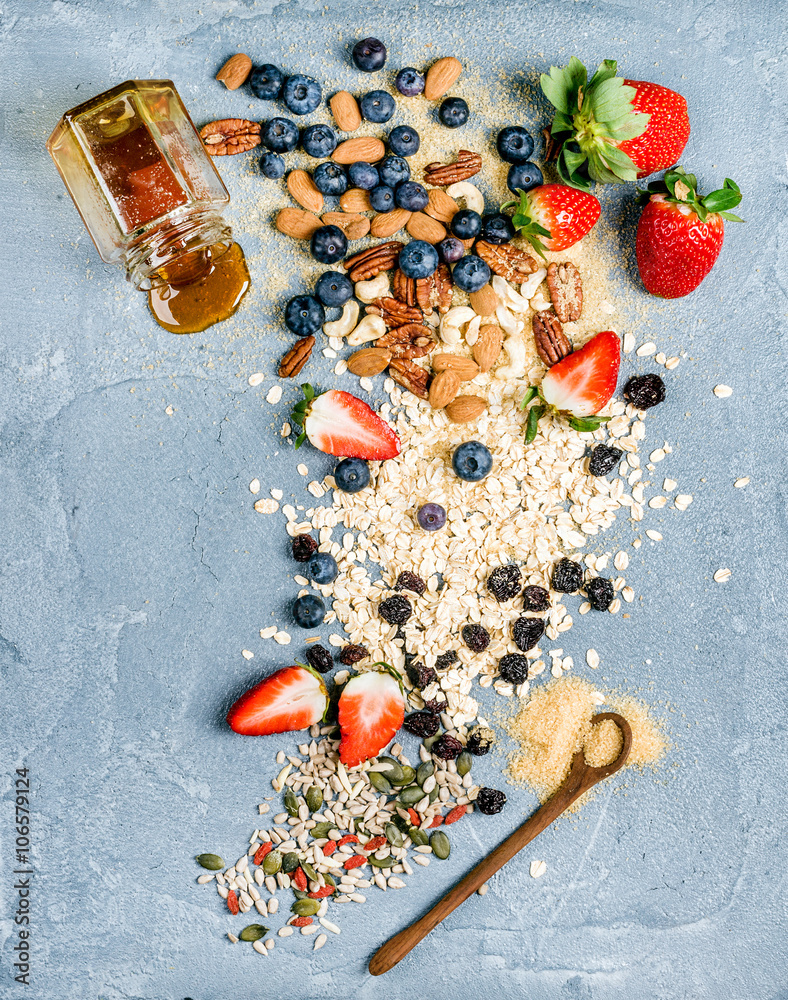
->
147, 241, 250, 334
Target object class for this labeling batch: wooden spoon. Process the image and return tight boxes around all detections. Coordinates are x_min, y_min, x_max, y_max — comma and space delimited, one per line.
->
369, 711, 632, 976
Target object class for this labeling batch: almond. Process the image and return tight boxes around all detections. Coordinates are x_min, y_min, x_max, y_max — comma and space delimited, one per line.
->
432, 354, 480, 381
370, 208, 412, 238
469, 284, 499, 317
424, 57, 463, 100
322, 212, 370, 241
347, 347, 392, 376
445, 394, 487, 423
472, 325, 504, 373
329, 91, 362, 131
332, 137, 386, 164
340, 188, 372, 213
428, 370, 461, 409
276, 207, 323, 239
424, 188, 459, 225
406, 212, 447, 244
287, 170, 323, 213
215, 53, 252, 90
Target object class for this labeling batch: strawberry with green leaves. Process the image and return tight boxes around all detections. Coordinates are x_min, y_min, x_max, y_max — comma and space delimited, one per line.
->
291, 384, 401, 460
540, 56, 690, 190
522, 330, 621, 441
503, 184, 601, 257
636, 167, 744, 299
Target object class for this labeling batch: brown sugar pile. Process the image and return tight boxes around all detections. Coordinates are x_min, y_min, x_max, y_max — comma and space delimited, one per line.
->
507, 677, 665, 800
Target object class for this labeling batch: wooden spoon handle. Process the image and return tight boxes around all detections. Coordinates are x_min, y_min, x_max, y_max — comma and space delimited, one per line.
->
368, 712, 632, 976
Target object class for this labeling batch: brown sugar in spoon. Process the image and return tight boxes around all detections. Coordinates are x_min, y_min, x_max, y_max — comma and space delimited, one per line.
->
369, 711, 632, 976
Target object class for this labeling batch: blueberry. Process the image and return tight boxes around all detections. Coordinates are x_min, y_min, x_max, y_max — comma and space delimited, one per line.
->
315, 271, 353, 308
438, 97, 469, 129
285, 295, 325, 337
437, 236, 465, 264
507, 161, 543, 194
395, 181, 428, 212
313, 161, 347, 196
261, 117, 299, 153
307, 551, 339, 584
378, 155, 410, 187
450, 209, 482, 240
348, 161, 379, 190
249, 64, 284, 100
334, 458, 370, 493
310, 225, 348, 265
301, 123, 337, 158
452, 441, 492, 482
259, 151, 285, 179
417, 503, 446, 531
395, 67, 425, 96
369, 184, 396, 212
452, 255, 491, 292
398, 240, 439, 279
283, 74, 322, 116
496, 126, 535, 163
360, 90, 396, 124
352, 37, 387, 72
388, 125, 420, 157
481, 213, 515, 244
293, 594, 326, 629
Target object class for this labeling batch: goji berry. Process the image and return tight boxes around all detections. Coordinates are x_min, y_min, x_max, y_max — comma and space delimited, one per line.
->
226, 890, 239, 915
428, 815, 444, 828
253, 841, 273, 865
407, 808, 421, 827
307, 885, 335, 898
322, 840, 337, 856
290, 916, 313, 927
363, 836, 388, 852
337, 834, 360, 847
344, 854, 367, 870
444, 804, 467, 825
292, 866, 308, 891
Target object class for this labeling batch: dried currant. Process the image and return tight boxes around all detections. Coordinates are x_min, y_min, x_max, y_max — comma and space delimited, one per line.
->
305, 644, 333, 673
487, 564, 522, 602
551, 557, 584, 593
431, 734, 464, 760
512, 616, 545, 652
292, 534, 318, 562
378, 595, 413, 625
623, 373, 666, 410
407, 661, 437, 689
339, 643, 368, 665
586, 576, 615, 611
435, 650, 458, 670
522, 585, 551, 612
476, 787, 507, 815
403, 712, 440, 738
498, 653, 530, 685
466, 726, 494, 756
588, 444, 623, 477
394, 571, 426, 595
461, 623, 490, 652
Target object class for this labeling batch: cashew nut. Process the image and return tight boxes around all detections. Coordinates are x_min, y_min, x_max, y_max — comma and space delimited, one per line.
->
492, 275, 530, 313
347, 313, 387, 346
323, 299, 359, 339
520, 267, 547, 300
439, 306, 476, 346
494, 329, 527, 381
354, 272, 389, 303
445, 181, 484, 215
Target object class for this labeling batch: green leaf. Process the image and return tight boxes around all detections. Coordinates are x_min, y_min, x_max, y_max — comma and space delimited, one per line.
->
525, 404, 545, 443
519, 385, 538, 409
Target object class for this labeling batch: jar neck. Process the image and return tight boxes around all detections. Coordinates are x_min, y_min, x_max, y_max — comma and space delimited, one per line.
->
123, 208, 233, 289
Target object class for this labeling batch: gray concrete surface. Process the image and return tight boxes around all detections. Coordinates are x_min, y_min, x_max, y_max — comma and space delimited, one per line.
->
1, 1, 787, 998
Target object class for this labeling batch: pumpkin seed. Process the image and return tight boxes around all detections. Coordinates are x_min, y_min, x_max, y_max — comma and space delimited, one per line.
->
368, 855, 397, 869
196, 853, 224, 871
391, 765, 416, 786
239, 924, 268, 942
262, 850, 282, 875
369, 771, 393, 794
399, 784, 424, 805
301, 861, 318, 883
310, 822, 333, 839
416, 761, 435, 785
430, 831, 451, 860
422, 732, 442, 751
281, 852, 300, 874
306, 786, 323, 812
409, 826, 429, 847
284, 788, 299, 817
385, 823, 403, 848
457, 751, 473, 776
291, 898, 320, 917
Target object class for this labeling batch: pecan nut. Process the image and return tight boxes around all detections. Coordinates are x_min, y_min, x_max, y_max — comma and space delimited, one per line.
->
366, 297, 424, 328
423, 150, 482, 186
415, 264, 453, 315
476, 241, 538, 282
343, 241, 404, 282
389, 359, 430, 398
392, 269, 418, 308
278, 335, 315, 377
199, 118, 260, 155
532, 311, 572, 367
546, 261, 583, 323
376, 324, 436, 360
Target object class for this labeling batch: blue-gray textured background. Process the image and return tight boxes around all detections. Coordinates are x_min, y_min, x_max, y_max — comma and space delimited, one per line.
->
1, 1, 787, 998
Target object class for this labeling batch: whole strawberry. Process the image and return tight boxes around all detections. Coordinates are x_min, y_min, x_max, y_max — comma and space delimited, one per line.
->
503, 184, 601, 256
636, 167, 743, 299
540, 56, 690, 189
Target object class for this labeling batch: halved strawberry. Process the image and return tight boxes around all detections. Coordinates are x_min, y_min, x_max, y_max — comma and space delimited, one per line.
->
227, 665, 328, 736
522, 330, 621, 441
291, 385, 400, 460
337, 667, 405, 767
503, 184, 601, 256
540, 56, 690, 189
